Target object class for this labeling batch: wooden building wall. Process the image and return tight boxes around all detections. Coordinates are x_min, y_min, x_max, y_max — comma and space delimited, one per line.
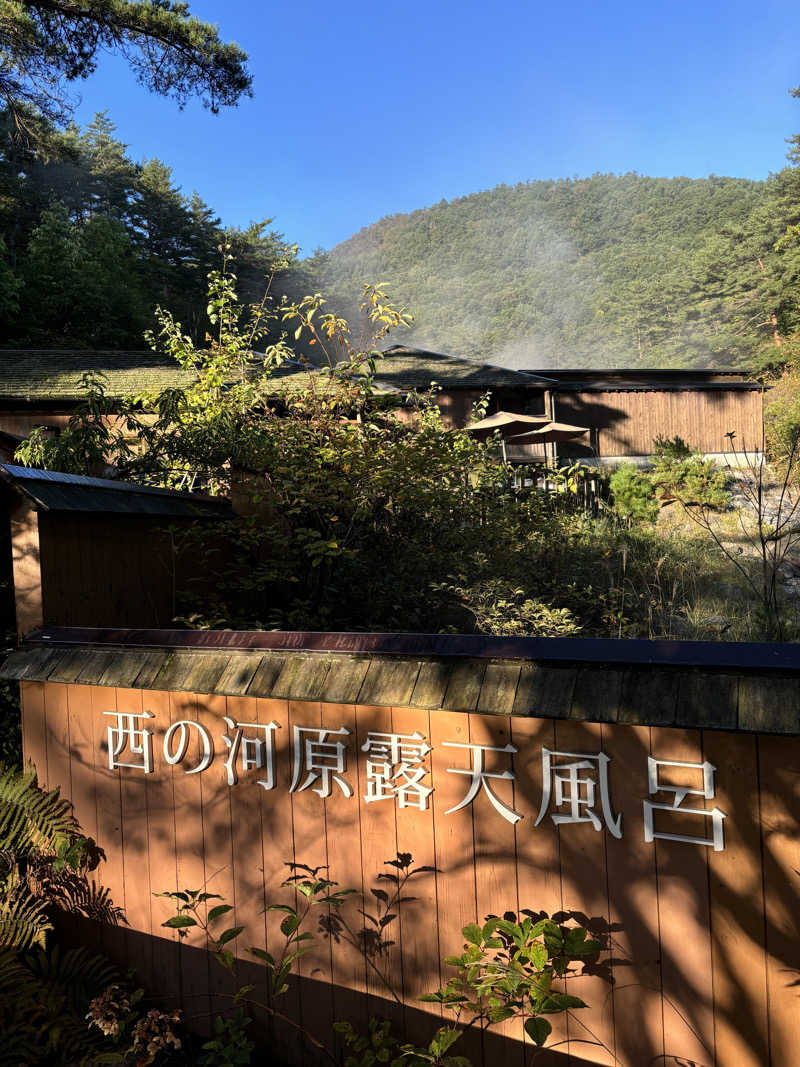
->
18, 673, 800, 1067
38, 514, 180, 630
9, 504, 220, 637
554, 387, 764, 457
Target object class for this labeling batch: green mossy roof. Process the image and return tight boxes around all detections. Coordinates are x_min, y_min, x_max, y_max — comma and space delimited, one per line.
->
0, 347, 546, 403
375, 346, 549, 390
0, 349, 194, 400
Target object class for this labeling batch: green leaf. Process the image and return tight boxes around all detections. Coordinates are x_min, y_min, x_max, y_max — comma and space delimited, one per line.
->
525, 1017, 552, 1047
208, 904, 233, 922
462, 923, 482, 946
218, 925, 244, 945
280, 913, 301, 936
163, 914, 197, 929
529, 942, 548, 969
488, 1006, 516, 1023
550, 993, 587, 1010
429, 1028, 462, 1056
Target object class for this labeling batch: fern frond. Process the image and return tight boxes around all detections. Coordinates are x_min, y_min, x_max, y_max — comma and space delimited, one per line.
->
0, 891, 52, 950
0, 764, 77, 856
27, 943, 120, 1012
0, 950, 43, 1064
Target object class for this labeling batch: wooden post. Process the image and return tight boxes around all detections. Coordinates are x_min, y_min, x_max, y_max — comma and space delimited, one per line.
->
544, 388, 556, 468
10, 494, 43, 640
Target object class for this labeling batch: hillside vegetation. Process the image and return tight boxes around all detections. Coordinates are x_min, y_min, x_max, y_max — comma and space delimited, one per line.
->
313, 169, 800, 370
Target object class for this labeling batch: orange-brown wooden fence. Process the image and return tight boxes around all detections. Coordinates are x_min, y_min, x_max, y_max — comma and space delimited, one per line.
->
9, 632, 800, 1067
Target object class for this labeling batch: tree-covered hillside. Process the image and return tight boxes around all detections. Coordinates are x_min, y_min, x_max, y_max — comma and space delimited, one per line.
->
0, 111, 305, 348
313, 170, 800, 370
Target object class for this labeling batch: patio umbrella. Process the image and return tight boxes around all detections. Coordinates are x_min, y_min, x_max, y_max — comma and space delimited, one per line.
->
506, 421, 589, 444
463, 411, 552, 440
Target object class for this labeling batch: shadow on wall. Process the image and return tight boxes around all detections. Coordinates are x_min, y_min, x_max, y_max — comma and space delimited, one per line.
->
39, 685, 800, 1067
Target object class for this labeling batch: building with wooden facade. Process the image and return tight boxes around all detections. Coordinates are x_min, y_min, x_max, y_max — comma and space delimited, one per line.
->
524, 367, 764, 464
0, 347, 764, 464
0, 464, 231, 638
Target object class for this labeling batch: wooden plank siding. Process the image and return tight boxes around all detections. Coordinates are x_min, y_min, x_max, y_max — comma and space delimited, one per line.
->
555, 387, 764, 457
18, 672, 800, 1067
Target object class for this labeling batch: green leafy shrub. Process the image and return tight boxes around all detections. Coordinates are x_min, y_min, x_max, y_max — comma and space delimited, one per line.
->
651, 435, 729, 509
609, 462, 659, 524
157, 855, 602, 1065
335, 1018, 470, 1067
422, 912, 602, 1049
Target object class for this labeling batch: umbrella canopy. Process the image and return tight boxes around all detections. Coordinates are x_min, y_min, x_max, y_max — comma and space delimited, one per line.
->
506, 421, 590, 444
463, 411, 552, 439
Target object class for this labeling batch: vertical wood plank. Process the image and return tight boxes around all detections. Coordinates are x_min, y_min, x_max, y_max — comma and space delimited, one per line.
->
64, 684, 97, 837
704, 730, 768, 1067
169, 690, 211, 1034
390, 705, 442, 1047
287, 698, 335, 1064
145, 688, 183, 1010
224, 693, 267, 977
353, 704, 402, 1027
10, 500, 42, 639
758, 733, 800, 1067
66, 683, 103, 955
649, 726, 715, 1067
321, 701, 367, 1053
601, 723, 664, 1067
195, 692, 236, 1023
256, 695, 302, 1062
20, 680, 47, 784
428, 706, 482, 1065
44, 681, 71, 796
218, 694, 270, 1042
510, 716, 565, 1067
116, 686, 154, 992
91, 684, 126, 962
469, 711, 524, 1066
552, 719, 616, 1066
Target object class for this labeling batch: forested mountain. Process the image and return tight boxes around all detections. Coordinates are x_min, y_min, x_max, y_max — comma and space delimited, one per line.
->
312, 170, 800, 370
0, 111, 304, 348
7, 107, 800, 373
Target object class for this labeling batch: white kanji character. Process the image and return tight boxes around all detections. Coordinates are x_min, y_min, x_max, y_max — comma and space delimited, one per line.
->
104, 710, 154, 773
222, 716, 281, 789
535, 748, 622, 838
643, 757, 726, 851
290, 725, 352, 798
163, 720, 214, 774
362, 731, 432, 810
443, 741, 521, 824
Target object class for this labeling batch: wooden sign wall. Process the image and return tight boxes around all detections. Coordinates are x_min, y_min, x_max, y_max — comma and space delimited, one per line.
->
17, 675, 800, 1067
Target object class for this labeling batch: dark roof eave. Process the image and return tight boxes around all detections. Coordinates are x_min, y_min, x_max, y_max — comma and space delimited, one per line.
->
18, 625, 800, 671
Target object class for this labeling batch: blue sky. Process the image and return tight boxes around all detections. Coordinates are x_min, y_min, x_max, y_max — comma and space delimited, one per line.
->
72, 0, 800, 255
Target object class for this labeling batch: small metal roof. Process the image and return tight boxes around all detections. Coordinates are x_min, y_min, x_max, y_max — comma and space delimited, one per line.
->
548, 381, 762, 393
523, 367, 749, 378
0, 464, 232, 518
